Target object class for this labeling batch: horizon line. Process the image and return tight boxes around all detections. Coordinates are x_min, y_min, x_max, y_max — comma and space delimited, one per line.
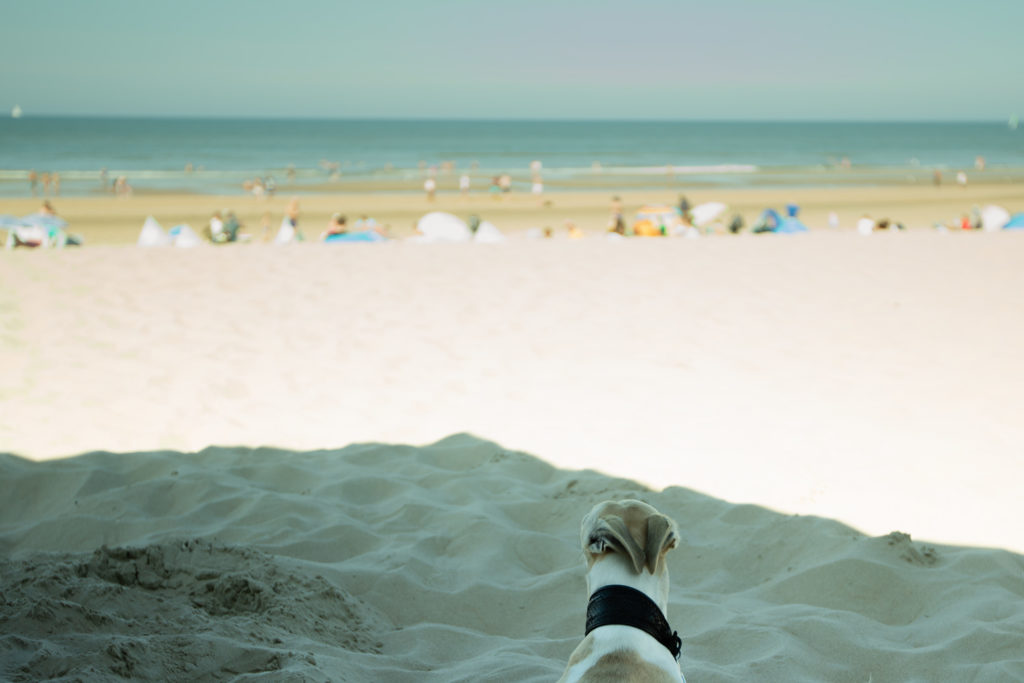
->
3, 112, 1015, 125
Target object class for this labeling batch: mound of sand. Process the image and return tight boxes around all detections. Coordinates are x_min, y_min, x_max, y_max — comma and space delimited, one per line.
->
2, 435, 1022, 682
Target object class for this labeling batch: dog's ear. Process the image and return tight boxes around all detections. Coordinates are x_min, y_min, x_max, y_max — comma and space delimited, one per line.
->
585, 516, 646, 574
644, 513, 678, 575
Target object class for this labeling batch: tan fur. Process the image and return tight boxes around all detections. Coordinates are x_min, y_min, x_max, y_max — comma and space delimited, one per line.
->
582, 499, 678, 574
580, 650, 678, 682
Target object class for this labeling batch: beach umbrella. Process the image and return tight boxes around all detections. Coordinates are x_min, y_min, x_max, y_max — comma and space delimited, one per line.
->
415, 212, 471, 242
690, 202, 728, 227
1004, 213, 1024, 230
980, 205, 1011, 231
0, 214, 28, 228
20, 213, 68, 231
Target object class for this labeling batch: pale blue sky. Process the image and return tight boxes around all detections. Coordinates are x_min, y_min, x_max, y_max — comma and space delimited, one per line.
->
2, 0, 1022, 119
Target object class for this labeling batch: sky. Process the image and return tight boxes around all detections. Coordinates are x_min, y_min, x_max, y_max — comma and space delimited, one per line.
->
2, 0, 1022, 120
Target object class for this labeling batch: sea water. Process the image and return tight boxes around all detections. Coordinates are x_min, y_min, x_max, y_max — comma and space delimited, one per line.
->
1, 118, 1021, 196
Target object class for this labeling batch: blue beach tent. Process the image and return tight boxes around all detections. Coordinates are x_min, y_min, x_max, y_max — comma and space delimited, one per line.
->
776, 204, 809, 233
1003, 213, 1024, 230
324, 230, 386, 243
775, 217, 809, 234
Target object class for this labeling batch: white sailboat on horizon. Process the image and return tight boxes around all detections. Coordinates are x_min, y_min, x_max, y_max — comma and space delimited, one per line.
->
11, 104, 23, 119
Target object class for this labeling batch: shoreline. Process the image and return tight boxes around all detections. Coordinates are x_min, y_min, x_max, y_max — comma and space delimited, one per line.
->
4, 164, 1024, 200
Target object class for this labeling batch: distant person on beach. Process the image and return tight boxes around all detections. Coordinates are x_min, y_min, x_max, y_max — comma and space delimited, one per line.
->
678, 195, 691, 223
287, 198, 301, 234
354, 215, 376, 231
856, 215, 874, 236
975, 155, 986, 172
322, 213, 348, 239
608, 196, 625, 234
956, 171, 968, 188
490, 176, 501, 197
223, 211, 242, 242
208, 211, 226, 242
460, 174, 470, 196
828, 211, 839, 230
28, 170, 38, 196
274, 200, 303, 243
933, 169, 942, 186
40, 172, 51, 196
728, 214, 745, 234
52, 172, 60, 196
424, 177, 437, 201
260, 212, 273, 242
499, 174, 512, 193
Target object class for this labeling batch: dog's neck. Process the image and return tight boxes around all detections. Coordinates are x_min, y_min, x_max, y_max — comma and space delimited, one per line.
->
586, 554, 670, 613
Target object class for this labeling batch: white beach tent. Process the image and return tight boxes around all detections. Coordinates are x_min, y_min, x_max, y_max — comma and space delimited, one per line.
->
275, 218, 297, 244
413, 212, 471, 243
690, 202, 728, 227
138, 216, 172, 247
980, 205, 1011, 232
473, 220, 505, 243
169, 224, 203, 248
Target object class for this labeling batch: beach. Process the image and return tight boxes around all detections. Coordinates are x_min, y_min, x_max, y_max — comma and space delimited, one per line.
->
3, 184, 1024, 680
4, 181, 1024, 244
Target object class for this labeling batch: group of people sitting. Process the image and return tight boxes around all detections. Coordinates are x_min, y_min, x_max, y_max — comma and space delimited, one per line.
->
205, 210, 244, 243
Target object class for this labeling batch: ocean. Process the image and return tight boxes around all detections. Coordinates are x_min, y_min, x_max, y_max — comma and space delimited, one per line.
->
1, 118, 1021, 197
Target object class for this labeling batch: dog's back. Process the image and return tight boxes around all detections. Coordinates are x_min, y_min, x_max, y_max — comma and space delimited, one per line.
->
559, 628, 681, 682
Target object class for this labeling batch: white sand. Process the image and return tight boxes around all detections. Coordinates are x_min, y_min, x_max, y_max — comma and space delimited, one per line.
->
2, 231, 1024, 680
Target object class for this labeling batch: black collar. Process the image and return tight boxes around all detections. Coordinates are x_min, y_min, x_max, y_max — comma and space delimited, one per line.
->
585, 584, 682, 660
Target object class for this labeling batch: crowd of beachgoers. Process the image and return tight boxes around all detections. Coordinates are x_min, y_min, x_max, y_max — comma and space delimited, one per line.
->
5, 189, 1023, 251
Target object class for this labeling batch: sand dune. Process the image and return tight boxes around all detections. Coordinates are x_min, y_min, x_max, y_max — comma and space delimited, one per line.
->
2, 436, 1022, 681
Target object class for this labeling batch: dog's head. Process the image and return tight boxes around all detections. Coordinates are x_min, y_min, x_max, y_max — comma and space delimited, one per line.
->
580, 499, 679, 575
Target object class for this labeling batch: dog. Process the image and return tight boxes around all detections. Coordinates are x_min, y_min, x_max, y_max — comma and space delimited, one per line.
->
558, 499, 686, 683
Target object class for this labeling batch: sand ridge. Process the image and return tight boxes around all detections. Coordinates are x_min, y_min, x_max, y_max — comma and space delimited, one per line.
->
2, 436, 1022, 681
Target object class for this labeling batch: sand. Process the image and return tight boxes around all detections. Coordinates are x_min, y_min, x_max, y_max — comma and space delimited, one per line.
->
2, 189, 1024, 680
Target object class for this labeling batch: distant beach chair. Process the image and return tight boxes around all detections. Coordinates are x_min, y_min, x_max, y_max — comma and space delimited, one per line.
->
631, 205, 682, 236
3, 213, 80, 248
